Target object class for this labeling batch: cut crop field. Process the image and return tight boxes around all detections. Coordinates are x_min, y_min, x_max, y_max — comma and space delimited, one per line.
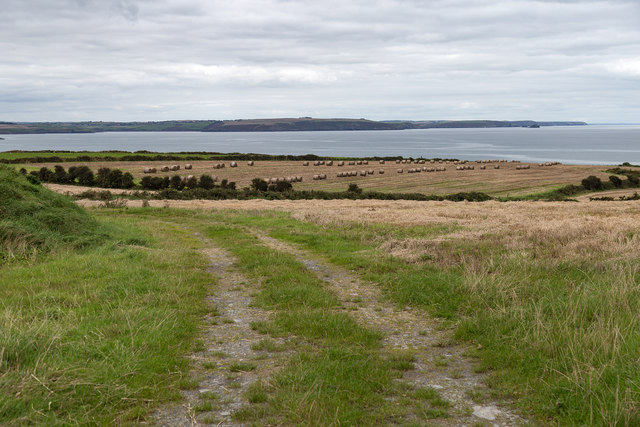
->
22, 159, 610, 196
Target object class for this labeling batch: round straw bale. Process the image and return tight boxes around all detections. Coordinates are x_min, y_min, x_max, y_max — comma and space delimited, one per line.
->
247, 161, 254, 166
185, 164, 193, 170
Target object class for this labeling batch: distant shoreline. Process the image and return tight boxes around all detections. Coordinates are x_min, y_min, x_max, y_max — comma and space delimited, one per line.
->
0, 118, 588, 134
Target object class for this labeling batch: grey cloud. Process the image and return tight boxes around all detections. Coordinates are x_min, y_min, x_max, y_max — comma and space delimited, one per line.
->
0, 0, 638, 122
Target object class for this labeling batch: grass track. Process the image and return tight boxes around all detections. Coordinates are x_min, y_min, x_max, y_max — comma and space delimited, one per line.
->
194, 208, 640, 425
4, 203, 639, 425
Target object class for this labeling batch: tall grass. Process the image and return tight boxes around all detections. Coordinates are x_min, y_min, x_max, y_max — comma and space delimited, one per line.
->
0, 211, 211, 424
0, 165, 103, 261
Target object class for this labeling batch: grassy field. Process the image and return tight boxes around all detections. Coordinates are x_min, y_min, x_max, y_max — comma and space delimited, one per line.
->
23, 158, 611, 197
3, 163, 640, 425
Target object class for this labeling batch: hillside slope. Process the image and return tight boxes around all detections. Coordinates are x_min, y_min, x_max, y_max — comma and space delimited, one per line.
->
0, 165, 101, 260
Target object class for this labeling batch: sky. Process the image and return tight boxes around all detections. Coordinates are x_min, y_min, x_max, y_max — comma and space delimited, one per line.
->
1, 0, 639, 123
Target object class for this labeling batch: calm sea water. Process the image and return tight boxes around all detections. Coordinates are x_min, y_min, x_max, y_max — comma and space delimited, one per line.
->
1, 125, 639, 165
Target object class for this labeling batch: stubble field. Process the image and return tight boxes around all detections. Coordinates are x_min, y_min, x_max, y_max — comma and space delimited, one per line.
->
26, 159, 611, 196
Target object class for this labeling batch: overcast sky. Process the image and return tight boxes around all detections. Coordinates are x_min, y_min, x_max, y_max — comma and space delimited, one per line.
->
1, 0, 639, 122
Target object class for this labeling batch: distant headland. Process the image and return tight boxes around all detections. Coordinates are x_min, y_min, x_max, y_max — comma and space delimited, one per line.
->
0, 118, 587, 134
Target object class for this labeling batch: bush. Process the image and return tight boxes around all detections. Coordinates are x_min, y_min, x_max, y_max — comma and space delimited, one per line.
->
184, 176, 198, 189
76, 166, 95, 186
581, 175, 603, 191
26, 175, 41, 186
37, 167, 53, 182
347, 183, 363, 194
250, 178, 268, 192
273, 181, 292, 192
169, 175, 184, 190
141, 176, 166, 190
609, 175, 623, 188
199, 175, 215, 190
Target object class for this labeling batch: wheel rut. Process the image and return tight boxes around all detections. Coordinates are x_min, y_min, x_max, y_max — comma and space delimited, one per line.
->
154, 234, 289, 426
251, 230, 526, 426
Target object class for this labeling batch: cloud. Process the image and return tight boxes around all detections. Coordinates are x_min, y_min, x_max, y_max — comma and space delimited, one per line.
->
0, 0, 638, 121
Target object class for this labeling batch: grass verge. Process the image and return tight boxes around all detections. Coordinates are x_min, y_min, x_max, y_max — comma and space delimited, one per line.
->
0, 210, 211, 424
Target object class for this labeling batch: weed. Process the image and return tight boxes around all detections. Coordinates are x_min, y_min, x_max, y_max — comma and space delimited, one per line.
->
251, 338, 286, 352
229, 362, 256, 372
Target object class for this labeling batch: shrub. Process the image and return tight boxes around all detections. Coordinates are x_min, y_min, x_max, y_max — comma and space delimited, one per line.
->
184, 176, 198, 189
268, 181, 293, 192
37, 167, 52, 182
199, 175, 215, 190
169, 175, 184, 190
347, 183, 363, 194
609, 175, 623, 188
250, 178, 268, 192
26, 175, 40, 186
141, 176, 165, 190
581, 175, 603, 191
76, 166, 95, 186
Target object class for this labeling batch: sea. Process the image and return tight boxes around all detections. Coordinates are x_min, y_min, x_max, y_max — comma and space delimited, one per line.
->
1, 125, 639, 165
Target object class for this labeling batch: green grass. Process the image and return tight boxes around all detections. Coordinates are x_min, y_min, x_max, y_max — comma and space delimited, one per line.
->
6, 196, 636, 425
193, 209, 640, 425
0, 165, 105, 261
0, 209, 212, 424
193, 221, 442, 425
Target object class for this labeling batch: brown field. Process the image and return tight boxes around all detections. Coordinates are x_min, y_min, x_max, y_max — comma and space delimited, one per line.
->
28, 159, 613, 196
77, 197, 640, 266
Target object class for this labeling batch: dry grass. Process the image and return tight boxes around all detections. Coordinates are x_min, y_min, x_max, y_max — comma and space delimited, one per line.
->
78, 197, 640, 265
28, 160, 611, 196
